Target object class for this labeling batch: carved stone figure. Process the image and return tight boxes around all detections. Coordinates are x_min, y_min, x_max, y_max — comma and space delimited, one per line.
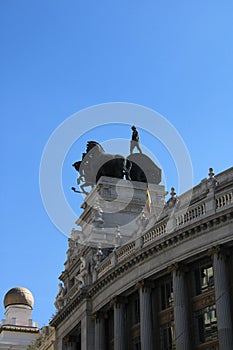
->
75, 256, 88, 289
54, 283, 66, 310
93, 200, 104, 227
208, 168, 219, 189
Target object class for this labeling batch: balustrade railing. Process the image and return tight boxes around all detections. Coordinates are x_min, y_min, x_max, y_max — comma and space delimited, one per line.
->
176, 203, 206, 226
98, 257, 112, 278
216, 191, 233, 209
143, 223, 166, 244
117, 241, 136, 262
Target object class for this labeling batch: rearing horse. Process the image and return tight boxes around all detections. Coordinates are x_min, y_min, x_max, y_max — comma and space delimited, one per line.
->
72, 141, 131, 194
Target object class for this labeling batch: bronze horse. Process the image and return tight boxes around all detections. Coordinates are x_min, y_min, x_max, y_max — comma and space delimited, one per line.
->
72, 141, 131, 194
72, 141, 161, 195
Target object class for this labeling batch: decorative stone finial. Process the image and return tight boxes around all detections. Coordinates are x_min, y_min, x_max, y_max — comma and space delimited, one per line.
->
208, 168, 215, 179
166, 187, 177, 208
207, 167, 219, 189
114, 226, 122, 247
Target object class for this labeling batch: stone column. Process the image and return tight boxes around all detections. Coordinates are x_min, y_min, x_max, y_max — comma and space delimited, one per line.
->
169, 263, 190, 350
112, 297, 125, 350
81, 301, 94, 350
137, 281, 154, 350
209, 246, 233, 350
94, 312, 106, 350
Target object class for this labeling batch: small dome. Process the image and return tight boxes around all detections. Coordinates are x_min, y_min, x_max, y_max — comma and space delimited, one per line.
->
4, 287, 34, 309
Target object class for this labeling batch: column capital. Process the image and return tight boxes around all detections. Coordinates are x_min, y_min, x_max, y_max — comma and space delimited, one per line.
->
168, 262, 188, 274
92, 310, 107, 321
135, 279, 154, 291
110, 295, 127, 308
208, 245, 229, 259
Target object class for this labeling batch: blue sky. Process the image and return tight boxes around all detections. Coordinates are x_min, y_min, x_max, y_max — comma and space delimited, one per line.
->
0, 1, 233, 326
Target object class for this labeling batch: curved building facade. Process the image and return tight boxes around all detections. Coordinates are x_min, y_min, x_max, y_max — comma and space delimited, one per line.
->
50, 167, 233, 350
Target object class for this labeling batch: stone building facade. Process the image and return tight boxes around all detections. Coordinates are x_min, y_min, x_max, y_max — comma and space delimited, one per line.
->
50, 167, 233, 350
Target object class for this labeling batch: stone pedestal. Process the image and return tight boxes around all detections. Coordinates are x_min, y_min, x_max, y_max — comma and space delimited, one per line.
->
76, 177, 166, 248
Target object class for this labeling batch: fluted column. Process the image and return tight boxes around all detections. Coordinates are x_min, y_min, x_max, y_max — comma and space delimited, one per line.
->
112, 297, 125, 350
209, 246, 233, 349
94, 312, 106, 350
81, 301, 94, 350
137, 281, 153, 350
169, 263, 190, 350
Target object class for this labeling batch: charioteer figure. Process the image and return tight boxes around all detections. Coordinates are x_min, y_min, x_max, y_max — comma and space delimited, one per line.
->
130, 125, 142, 154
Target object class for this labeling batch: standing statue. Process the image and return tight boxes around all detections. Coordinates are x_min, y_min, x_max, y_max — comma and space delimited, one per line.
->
130, 126, 142, 154
75, 256, 88, 289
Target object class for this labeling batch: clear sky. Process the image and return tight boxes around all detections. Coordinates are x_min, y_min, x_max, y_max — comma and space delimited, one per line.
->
0, 1, 232, 326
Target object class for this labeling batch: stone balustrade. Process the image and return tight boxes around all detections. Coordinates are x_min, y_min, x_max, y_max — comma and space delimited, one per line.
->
116, 241, 136, 262
143, 223, 166, 244
97, 257, 112, 278
176, 202, 206, 227
216, 191, 233, 209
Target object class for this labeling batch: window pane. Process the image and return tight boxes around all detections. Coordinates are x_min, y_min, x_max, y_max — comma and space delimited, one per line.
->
193, 305, 218, 344
160, 322, 175, 349
160, 278, 173, 310
193, 261, 214, 295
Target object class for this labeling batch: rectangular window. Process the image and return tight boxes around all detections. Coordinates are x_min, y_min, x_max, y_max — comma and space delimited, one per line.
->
193, 305, 218, 345
133, 296, 140, 325
192, 261, 214, 296
160, 321, 175, 350
160, 277, 173, 310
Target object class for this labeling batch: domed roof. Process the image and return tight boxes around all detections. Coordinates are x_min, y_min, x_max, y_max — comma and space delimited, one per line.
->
4, 287, 34, 309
